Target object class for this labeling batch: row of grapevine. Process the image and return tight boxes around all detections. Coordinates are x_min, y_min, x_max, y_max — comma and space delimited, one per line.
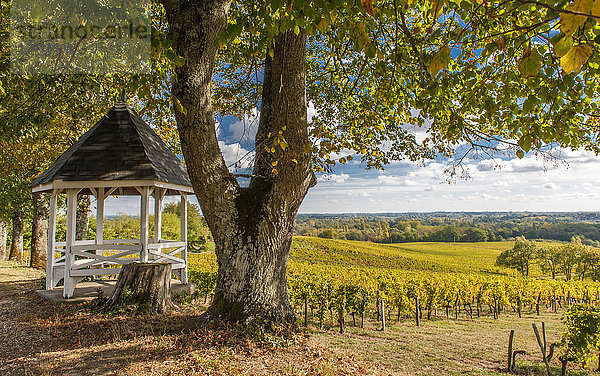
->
187, 253, 600, 331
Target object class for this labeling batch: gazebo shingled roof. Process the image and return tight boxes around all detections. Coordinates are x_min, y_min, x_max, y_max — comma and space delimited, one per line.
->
30, 94, 191, 195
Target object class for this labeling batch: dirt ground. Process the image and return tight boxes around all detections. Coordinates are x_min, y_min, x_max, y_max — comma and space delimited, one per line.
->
0, 261, 390, 376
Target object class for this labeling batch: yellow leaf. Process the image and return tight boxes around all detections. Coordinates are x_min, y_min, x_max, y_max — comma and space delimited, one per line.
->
428, 46, 451, 77
560, 43, 593, 74
268, 49, 274, 58
594, 0, 600, 16
561, 0, 594, 36
271, 161, 278, 167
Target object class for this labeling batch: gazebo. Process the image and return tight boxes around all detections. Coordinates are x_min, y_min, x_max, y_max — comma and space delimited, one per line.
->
30, 91, 194, 298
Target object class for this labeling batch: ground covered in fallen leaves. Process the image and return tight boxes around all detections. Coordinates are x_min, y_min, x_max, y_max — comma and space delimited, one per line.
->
0, 262, 391, 376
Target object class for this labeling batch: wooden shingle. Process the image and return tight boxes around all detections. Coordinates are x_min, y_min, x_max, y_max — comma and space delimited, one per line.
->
30, 99, 191, 191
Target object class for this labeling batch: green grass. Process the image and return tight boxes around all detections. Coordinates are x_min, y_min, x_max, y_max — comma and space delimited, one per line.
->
290, 237, 524, 275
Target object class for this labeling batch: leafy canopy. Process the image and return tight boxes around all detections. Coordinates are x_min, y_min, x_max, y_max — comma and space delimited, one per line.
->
215, 0, 600, 171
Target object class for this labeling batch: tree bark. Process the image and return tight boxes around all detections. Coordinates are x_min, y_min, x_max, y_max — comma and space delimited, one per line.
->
0, 218, 7, 260
76, 194, 90, 241
104, 263, 173, 314
8, 211, 24, 263
162, 0, 315, 325
30, 193, 48, 269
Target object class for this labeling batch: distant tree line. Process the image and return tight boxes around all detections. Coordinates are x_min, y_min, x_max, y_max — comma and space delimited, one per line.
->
294, 216, 600, 246
496, 236, 600, 281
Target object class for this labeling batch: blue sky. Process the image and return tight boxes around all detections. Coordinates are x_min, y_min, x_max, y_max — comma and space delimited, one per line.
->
98, 107, 600, 216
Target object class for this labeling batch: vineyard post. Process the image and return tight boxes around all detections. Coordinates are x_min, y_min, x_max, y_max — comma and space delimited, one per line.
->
455, 293, 459, 320
361, 299, 365, 329
415, 297, 420, 327
304, 295, 308, 327
381, 299, 386, 331
338, 301, 344, 334
517, 296, 522, 318
537, 293, 541, 316
508, 329, 515, 372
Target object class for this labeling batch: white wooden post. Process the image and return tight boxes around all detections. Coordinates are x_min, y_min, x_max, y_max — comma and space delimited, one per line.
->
154, 188, 164, 243
63, 189, 78, 298
140, 186, 150, 263
96, 187, 105, 246
180, 193, 188, 284
45, 189, 58, 290
95, 187, 105, 275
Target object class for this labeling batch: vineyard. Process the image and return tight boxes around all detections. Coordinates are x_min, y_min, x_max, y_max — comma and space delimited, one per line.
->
188, 237, 600, 332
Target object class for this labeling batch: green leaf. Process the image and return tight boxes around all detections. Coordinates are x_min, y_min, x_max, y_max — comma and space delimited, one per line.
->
561, 0, 594, 36
294, 25, 300, 35
516, 150, 524, 159
561, 44, 593, 74
518, 135, 532, 152
518, 50, 542, 78
428, 46, 451, 77
552, 35, 573, 57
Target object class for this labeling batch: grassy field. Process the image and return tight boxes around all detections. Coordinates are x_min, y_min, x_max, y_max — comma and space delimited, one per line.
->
290, 237, 515, 274
290, 237, 562, 275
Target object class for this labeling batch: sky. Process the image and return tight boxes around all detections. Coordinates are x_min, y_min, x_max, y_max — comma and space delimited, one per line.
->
96, 108, 600, 216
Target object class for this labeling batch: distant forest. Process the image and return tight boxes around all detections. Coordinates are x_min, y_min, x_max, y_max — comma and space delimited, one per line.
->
294, 212, 600, 246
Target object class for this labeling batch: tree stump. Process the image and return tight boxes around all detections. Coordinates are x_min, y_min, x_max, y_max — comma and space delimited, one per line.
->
104, 263, 173, 314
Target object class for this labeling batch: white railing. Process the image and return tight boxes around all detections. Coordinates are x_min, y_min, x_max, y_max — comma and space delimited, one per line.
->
49, 239, 187, 282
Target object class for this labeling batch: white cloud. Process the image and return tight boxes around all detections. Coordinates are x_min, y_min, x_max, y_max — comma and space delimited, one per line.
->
218, 141, 254, 171
377, 175, 418, 185
319, 173, 350, 184
307, 102, 318, 123
229, 108, 259, 142
543, 183, 559, 190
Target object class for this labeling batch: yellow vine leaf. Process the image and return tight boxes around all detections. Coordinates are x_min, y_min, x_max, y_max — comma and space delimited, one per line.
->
560, 43, 593, 74
561, 0, 594, 36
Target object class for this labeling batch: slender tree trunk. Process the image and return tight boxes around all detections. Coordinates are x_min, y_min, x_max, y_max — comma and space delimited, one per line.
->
30, 193, 48, 269
0, 218, 7, 260
8, 211, 24, 263
163, 0, 315, 325
76, 194, 90, 241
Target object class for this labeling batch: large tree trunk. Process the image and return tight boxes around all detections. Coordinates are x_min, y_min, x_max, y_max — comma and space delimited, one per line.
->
8, 211, 24, 263
76, 194, 90, 241
30, 193, 48, 269
0, 218, 7, 260
162, 0, 315, 325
